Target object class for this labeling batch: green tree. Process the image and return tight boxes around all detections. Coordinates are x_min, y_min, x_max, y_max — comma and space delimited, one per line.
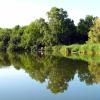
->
77, 15, 96, 43
21, 18, 48, 51
88, 18, 100, 43
0, 28, 11, 50
47, 7, 77, 45
8, 25, 25, 51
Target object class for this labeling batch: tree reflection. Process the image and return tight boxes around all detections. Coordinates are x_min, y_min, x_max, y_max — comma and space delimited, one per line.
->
0, 52, 10, 67
0, 52, 100, 93
88, 62, 100, 83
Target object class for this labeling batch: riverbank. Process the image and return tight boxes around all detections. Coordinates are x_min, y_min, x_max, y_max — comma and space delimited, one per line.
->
45, 44, 100, 57
66, 44, 100, 55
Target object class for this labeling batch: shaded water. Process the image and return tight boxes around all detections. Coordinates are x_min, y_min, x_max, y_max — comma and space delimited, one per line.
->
0, 52, 100, 100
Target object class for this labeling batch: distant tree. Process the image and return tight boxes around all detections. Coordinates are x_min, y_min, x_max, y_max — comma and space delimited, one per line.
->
77, 15, 97, 43
88, 18, 100, 43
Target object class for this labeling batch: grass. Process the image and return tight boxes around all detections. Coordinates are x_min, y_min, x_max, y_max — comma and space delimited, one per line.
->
45, 44, 100, 63
45, 44, 100, 57
66, 44, 100, 55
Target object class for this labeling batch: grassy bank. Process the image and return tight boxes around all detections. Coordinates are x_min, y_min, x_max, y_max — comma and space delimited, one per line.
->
66, 44, 100, 55
45, 44, 100, 63
45, 44, 100, 57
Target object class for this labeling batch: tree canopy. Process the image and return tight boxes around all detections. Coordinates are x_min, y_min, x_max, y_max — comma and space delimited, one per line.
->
88, 18, 100, 43
47, 7, 77, 45
77, 15, 96, 43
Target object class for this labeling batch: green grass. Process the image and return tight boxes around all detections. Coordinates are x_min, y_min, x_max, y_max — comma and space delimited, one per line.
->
45, 44, 100, 63
45, 44, 100, 58
66, 44, 100, 55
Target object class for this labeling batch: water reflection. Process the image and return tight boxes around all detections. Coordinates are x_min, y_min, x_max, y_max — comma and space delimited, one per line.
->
0, 52, 100, 94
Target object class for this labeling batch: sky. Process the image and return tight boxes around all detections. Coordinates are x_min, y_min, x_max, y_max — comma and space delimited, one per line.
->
0, 0, 100, 28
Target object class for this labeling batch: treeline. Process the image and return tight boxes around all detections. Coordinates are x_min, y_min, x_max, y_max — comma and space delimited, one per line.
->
0, 7, 98, 52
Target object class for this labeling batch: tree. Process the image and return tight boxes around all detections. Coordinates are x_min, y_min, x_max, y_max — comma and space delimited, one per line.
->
47, 7, 77, 45
21, 18, 48, 51
0, 28, 11, 50
88, 18, 100, 43
8, 25, 25, 51
77, 15, 96, 43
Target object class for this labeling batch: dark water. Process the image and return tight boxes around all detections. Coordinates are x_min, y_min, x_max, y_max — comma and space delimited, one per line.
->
0, 52, 100, 100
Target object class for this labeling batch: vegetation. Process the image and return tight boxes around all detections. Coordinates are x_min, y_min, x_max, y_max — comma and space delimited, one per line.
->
77, 15, 97, 43
88, 18, 100, 43
0, 6, 99, 97
62, 18, 100, 55
47, 7, 77, 45
65, 44, 100, 55
0, 7, 98, 53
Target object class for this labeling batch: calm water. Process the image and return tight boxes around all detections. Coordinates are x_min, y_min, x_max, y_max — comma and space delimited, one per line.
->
0, 52, 100, 100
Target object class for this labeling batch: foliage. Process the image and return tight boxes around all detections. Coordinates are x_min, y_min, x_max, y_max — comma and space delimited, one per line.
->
47, 7, 77, 45
0, 28, 11, 50
77, 15, 97, 43
88, 18, 100, 43
21, 18, 48, 51
65, 44, 100, 55
7, 25, 25, 51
